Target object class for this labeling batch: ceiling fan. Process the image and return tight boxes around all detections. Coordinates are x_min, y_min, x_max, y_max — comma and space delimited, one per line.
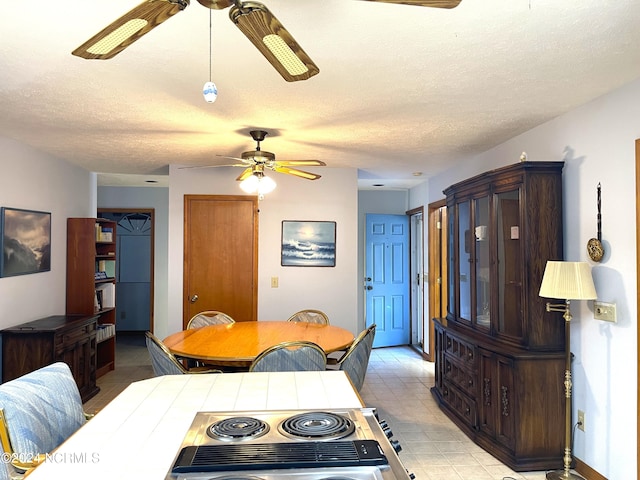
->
71, 0, 463, 82
190, 129, 326, 183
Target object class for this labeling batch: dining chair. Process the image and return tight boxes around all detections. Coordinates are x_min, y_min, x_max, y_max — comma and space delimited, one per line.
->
327, 324, 376, 391
187, 310, 236, 329
0, 362, 93, 473
286, 309, 330, 325
145, 331, 222, 376
249, 341, 327, 372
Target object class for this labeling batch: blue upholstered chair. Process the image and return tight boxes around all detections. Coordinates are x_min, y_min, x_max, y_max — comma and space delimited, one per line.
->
0, 362, 89, 472
249, 341, 327, 372
145, 331, 222, 376
187, 310, 236, 329
329, 324, 376, 391
287, 309, 330, 325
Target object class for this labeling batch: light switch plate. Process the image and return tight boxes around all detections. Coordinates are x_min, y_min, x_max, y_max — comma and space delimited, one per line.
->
594, 301, 616, 322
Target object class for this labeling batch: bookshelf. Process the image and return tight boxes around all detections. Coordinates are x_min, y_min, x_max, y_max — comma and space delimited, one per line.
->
66, 217, 117, 377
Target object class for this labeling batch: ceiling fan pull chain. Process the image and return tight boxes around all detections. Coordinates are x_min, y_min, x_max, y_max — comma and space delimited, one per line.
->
203, 8, 218, 103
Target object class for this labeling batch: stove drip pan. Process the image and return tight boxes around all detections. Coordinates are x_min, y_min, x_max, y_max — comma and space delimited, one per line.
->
208, 417, 270, 441
279, 412, 355, 440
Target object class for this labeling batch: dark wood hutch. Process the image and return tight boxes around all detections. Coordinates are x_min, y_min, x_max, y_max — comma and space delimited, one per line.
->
431, 161, 566, 471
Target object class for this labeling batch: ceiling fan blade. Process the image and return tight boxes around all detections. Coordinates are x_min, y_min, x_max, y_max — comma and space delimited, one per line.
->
236, 167, 254, 181
178, 163, 247, 169
359, 0, 462, 7
272, 166, 322, 180
72, 0, 189, 59
216, 155, 254, 164
274, 160, 326, 167
229, 2, 319, 82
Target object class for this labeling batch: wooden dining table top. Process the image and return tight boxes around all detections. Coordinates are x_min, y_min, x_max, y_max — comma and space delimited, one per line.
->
163, 321, 355, 367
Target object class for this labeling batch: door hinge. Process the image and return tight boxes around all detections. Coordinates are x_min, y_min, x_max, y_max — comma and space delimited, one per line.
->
436, 221, 442, 229
436, 277, 442, 285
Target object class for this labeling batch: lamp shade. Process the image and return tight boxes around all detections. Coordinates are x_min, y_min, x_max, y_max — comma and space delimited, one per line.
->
539, 261, 597, 300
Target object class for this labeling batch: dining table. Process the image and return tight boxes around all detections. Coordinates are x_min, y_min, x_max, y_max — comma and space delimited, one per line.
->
163, 320, 355, 368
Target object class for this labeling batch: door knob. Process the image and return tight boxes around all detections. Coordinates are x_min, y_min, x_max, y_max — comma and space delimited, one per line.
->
189, 294, 199, 303
366, 286, 373, 290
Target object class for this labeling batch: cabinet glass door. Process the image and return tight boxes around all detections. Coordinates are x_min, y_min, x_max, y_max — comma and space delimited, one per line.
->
496, 190, 523, 338
458, 201, 471, 322
474, 196, 490, 328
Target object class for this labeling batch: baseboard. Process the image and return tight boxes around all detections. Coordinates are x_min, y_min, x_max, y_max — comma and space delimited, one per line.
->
575, 457, 607, 480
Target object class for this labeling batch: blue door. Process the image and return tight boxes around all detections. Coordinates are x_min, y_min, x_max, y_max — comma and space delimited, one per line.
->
365, 214, 410, 347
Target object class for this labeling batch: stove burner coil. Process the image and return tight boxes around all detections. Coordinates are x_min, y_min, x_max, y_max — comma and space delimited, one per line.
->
207, 417, 269, 440
279, 411, 355, 440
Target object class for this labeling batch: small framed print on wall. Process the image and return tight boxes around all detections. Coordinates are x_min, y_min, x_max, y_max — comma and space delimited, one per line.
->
0, 207, 51, 277
281, 220, 336, 267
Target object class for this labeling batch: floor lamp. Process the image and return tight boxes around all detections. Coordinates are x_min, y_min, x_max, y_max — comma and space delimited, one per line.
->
539, 261, 597, 480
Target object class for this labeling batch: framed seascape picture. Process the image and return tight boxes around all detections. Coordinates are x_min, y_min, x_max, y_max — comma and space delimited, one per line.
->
281, 220, 336, 267
0, 207, 51, 277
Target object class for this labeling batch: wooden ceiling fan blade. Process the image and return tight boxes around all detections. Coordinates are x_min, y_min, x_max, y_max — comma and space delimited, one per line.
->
275, 160, 326, 167
72, 0, 189, 60
272, 166, 322, 180
229, 2, 319, 82
358, 0, 462, 8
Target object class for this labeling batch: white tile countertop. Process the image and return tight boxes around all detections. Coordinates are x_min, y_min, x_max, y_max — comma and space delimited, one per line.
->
26, 371, 363, 480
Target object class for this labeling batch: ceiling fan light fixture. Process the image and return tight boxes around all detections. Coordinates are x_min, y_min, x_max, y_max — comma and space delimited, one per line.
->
229, 2, 319, 82
240, 172, 276, 195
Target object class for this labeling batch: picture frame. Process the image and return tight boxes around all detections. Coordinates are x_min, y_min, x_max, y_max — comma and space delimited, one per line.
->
281, 220, 336, 267
0, 207, 51, 277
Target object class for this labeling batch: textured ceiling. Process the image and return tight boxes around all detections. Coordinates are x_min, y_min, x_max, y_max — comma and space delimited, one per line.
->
2, 0, 639, 188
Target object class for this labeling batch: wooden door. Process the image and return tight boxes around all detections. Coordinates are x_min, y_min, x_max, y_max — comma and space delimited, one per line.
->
183, 195, 258, 327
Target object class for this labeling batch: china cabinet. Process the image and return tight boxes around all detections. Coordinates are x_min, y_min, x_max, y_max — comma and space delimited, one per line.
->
432, 161, 566, 471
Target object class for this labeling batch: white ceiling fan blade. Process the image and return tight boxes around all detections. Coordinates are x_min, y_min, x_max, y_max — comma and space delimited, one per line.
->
178, 163, 246, 169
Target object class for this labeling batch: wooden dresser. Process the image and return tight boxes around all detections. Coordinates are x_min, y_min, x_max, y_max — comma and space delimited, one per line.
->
1, 314, 100, 402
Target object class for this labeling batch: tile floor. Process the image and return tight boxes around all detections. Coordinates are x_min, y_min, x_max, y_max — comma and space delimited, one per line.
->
84, 334, 568, 480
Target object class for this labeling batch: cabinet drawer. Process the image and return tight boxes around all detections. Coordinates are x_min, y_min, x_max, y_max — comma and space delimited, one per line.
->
55, 322, 96, 347
442, 381, 477, 428
445, 333, 477, 366
443, 355, 477, 397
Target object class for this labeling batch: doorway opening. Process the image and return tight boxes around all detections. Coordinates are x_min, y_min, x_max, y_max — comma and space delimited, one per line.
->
98, 209, 155, 334
407, 207, 424, 354
426, 200, 447, 362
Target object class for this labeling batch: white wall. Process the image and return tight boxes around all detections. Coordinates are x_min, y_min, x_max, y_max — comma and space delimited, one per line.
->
96, 186, 169, 338
0, 138, 93, 327
417, 77, 640, 479
166, 165, 359, 339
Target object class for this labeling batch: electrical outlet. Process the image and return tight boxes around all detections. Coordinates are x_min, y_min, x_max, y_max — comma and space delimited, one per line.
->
577, 410, 585, 432
594, 301, 616, 322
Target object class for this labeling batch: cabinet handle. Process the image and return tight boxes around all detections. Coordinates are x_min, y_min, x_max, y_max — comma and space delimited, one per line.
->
483, 378, 491, 405
501, 385, 510, 417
